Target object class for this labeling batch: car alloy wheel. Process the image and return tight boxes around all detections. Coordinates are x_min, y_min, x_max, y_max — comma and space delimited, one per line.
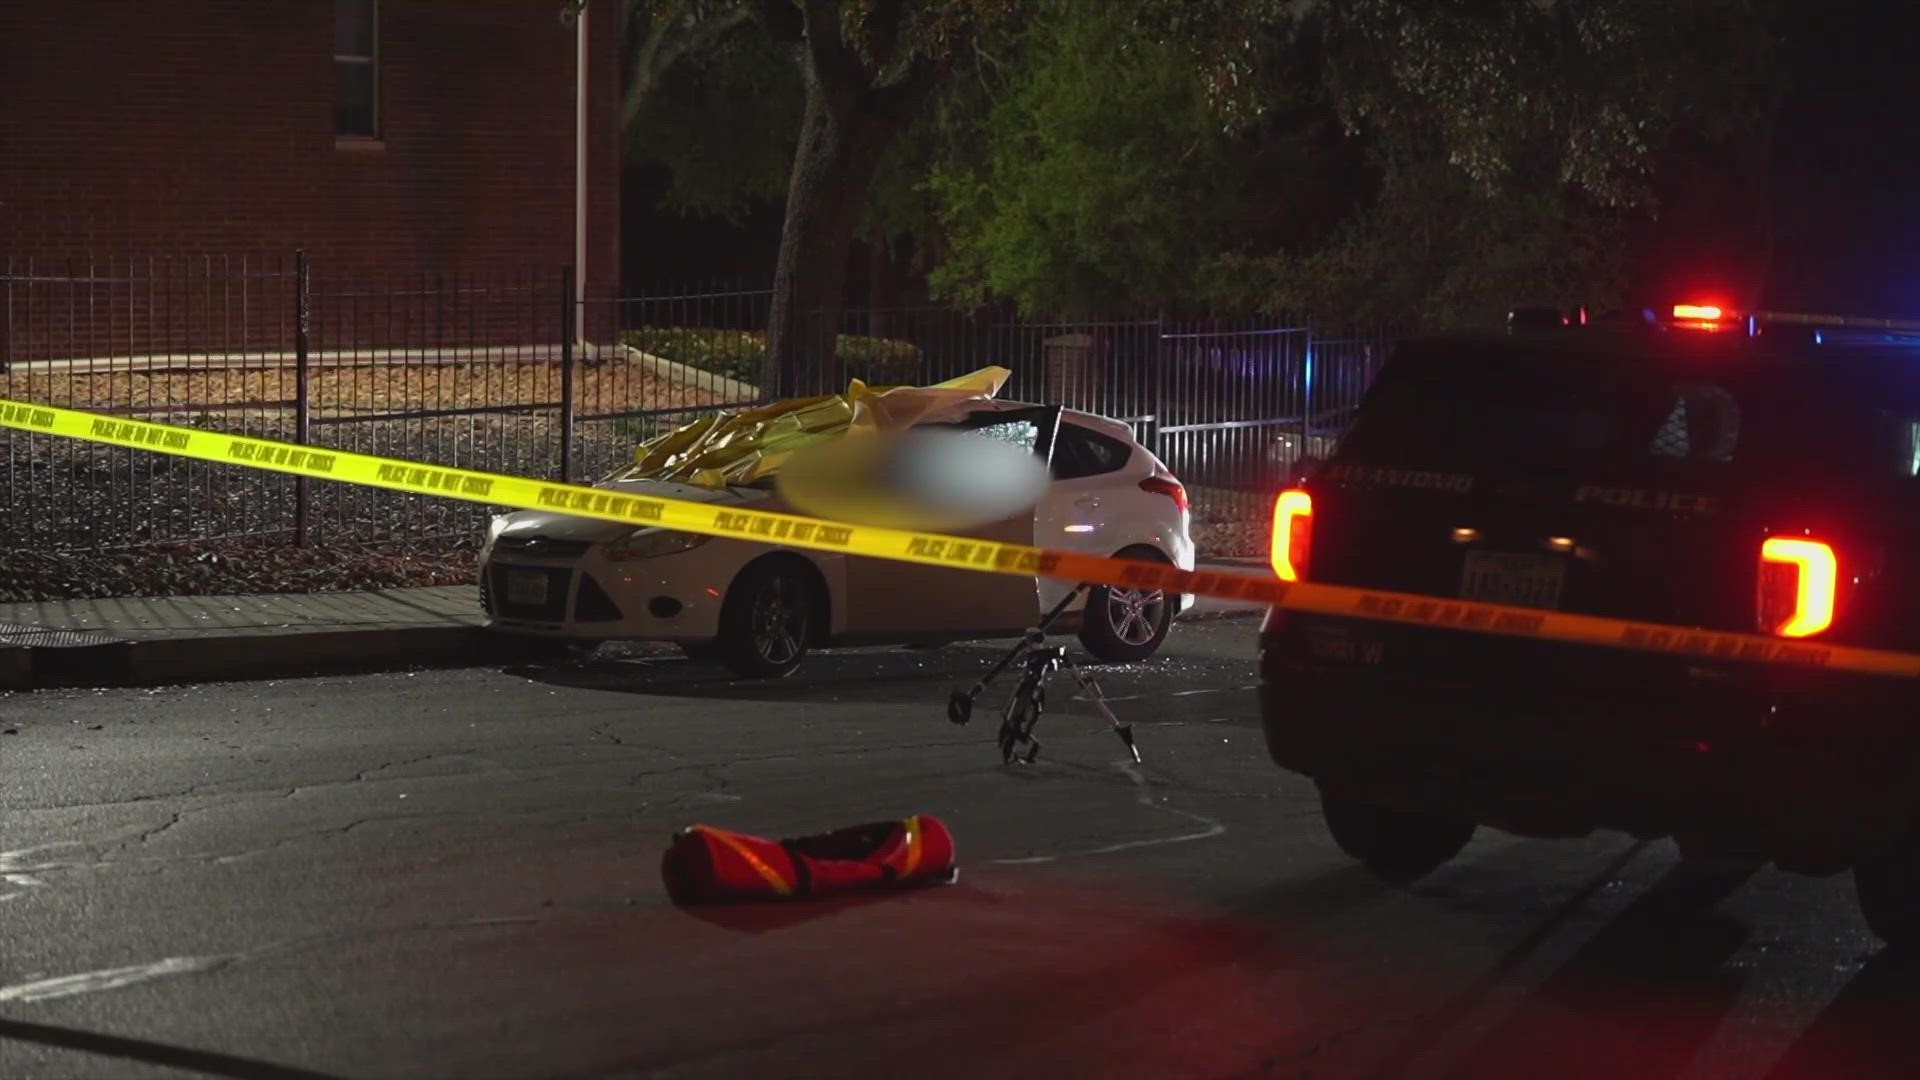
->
750, 576, 808, 667
1078, 547, 1175, 662
1107, 586, 1167, 648
716, 558, 817, 678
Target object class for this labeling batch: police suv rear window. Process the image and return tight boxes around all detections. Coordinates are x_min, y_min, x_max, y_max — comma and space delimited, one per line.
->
1339, 345, 1752, 470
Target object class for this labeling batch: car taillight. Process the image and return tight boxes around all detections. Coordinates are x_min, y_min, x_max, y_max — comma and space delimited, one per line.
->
1758, 537, 1837, 638
1139, 476, 1188, 513
1271, 489, 1313, 582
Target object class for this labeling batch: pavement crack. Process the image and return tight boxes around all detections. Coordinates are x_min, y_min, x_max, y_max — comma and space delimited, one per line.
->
133, 812, 185, 846
352, 753, 451, 783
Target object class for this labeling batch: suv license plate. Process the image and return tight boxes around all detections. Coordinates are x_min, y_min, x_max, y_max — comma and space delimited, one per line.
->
506, 570, 550, 607
1459, 552, 1566, 610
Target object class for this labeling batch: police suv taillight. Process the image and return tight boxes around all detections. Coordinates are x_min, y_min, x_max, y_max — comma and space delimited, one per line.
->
1758, 536, 1838, 638
1271, 489, 1313, 582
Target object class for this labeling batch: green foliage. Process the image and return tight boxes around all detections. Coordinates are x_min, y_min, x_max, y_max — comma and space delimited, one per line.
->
622, 327, 925, 386
619, 0, 1786, 332
1200, 158, 1630, 330
625, 21, 802, 221
928, 2, 1251, 317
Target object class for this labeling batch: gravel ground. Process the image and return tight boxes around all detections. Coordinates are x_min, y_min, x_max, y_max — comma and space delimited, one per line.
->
0, 536, 481, 603
2, 355, 727, 416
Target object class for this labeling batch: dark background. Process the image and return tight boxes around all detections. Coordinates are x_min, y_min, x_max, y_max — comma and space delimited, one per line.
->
624, 2, 1920, 320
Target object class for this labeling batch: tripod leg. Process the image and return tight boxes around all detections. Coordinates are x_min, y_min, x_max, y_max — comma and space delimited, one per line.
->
1067, 660, 1141, 763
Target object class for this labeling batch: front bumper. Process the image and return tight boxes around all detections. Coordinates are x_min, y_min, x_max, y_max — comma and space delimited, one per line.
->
479, 545, 727, 643
1259, 614, 1920, 870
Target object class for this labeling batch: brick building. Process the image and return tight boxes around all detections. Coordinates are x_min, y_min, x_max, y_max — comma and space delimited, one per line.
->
0, 0, 622, 359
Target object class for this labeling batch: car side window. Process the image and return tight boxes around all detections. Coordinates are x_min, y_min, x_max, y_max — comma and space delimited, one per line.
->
1051, 425, 1132, 480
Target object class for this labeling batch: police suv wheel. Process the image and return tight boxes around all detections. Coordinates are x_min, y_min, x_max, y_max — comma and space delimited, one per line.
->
1318, 784, 1476, 885
1855, 830, 1920, 950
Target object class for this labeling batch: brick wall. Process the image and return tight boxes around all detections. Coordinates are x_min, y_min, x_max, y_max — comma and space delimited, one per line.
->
0, 0, 621, 359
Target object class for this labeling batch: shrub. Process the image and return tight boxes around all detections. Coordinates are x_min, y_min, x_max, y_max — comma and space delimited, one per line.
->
621, 327, 924, 388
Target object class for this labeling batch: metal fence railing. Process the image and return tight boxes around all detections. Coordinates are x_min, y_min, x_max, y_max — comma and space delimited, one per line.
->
3, 261, 1395, 551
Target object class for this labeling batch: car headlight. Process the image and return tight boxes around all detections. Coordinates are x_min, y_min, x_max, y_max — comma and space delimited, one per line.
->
603, 529, 711, 561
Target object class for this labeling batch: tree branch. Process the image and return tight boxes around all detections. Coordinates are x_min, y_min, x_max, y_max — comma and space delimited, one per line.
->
869, 51, 944, 131
861, 0, 910, 72
800, 0, 867, 101
622, 1, 757, 131
745, 0, 803, 42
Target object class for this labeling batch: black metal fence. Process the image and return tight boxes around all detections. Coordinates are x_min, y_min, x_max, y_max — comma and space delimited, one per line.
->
3, 261, 1392, 551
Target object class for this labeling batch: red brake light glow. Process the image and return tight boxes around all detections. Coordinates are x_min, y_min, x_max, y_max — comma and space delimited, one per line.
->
1139, 476, 1189, 514
1271, 489, 1313, 582
1758, 537, 1837, 638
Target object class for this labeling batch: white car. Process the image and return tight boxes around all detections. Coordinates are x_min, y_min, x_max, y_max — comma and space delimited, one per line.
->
478, 400, 1196, 677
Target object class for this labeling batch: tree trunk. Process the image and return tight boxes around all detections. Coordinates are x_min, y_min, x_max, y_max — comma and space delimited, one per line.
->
765, 86, 898, 395
866, 231, 896, 339
762, 17, 947, 396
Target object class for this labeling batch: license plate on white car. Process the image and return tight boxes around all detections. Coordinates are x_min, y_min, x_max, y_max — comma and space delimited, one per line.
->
1459, 552, 1566, 610
506, 570, 550, 607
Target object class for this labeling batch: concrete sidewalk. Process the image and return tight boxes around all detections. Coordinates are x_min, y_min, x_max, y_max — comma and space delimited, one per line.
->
0, 558, 1273, 691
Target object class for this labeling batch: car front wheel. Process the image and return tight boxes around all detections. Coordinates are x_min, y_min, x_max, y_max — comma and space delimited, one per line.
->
716, 560, 815, 679
1078, 548, 1173, 662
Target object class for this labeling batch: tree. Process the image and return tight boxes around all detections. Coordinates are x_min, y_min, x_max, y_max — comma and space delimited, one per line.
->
745, 0, 1008, 394
623, 5, 803, 223
928, 1, 1255, 318
927, 0, 1786, 328
621, 0, 758, 134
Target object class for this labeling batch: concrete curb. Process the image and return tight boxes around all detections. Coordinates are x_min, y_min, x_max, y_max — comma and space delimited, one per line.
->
9, 626, 533, 691
623, 345, 761, 404
0, 647, 32, 691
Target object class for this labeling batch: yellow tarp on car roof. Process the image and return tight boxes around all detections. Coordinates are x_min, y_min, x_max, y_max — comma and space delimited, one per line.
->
618, 366, 1012, 489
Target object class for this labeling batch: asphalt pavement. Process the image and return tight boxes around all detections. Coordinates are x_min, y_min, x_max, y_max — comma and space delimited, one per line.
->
3, 618, 1919, 1079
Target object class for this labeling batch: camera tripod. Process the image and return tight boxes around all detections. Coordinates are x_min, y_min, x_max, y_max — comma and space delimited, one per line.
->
946, 584, 1140, 765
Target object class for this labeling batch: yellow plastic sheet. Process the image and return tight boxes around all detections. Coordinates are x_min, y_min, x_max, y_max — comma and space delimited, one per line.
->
618, 366, 1013, 489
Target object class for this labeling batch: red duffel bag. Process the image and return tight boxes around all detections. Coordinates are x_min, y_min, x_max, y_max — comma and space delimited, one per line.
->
661, 815, 957, 904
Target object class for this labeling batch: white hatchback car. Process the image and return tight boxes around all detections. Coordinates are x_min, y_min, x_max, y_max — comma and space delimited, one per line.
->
479, 400, 1196, 677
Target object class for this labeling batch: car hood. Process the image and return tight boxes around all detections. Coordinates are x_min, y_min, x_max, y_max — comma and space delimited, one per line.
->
493, 478, 769, 543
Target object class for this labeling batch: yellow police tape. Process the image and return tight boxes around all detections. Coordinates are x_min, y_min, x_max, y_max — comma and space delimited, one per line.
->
8, 395, 1920, 679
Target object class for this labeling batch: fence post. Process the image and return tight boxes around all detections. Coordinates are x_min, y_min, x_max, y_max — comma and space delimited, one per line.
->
560, 265, 576, 483
1302, 314, 1316, 447
1149, 314, 1167, 458
293, 250, 312, 548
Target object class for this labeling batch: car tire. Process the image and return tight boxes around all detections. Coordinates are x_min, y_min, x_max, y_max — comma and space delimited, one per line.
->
1319, 784, 1476, 885
1855, 827, 1920, 950
1078, 547, 1174, 663
716, 559, 815, 679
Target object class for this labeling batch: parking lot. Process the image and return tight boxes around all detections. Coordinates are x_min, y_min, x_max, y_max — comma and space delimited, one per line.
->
4, 618, 1916, 1079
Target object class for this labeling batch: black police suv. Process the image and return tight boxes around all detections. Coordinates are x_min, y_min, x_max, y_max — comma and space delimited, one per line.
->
1260, 305, 1920, 947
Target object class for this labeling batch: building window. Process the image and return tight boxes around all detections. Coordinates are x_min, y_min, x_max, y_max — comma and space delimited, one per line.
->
334, 0, 378, 138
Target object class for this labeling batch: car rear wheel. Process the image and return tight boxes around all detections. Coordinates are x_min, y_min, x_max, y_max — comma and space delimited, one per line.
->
1319, 784, 1476, 884
1078, 548, 1173, 663
1855, 827, 1920, 950
716, 560, 815, 679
